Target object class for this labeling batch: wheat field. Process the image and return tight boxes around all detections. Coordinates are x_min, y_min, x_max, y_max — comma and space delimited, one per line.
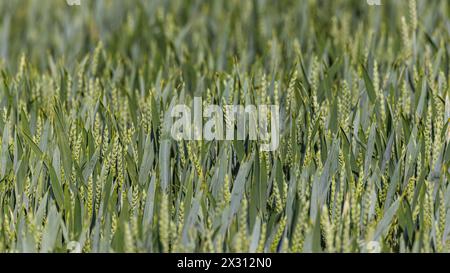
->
0, 0, 449, 253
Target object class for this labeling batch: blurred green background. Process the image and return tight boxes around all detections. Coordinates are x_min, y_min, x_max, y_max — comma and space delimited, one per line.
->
0, 0, 448, 71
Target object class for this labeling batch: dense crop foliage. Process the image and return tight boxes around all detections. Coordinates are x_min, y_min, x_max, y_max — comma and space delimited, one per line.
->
0, 0, 449, 253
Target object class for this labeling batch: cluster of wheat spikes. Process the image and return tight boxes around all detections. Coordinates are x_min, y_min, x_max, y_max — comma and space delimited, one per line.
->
0, 0, 449, 253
